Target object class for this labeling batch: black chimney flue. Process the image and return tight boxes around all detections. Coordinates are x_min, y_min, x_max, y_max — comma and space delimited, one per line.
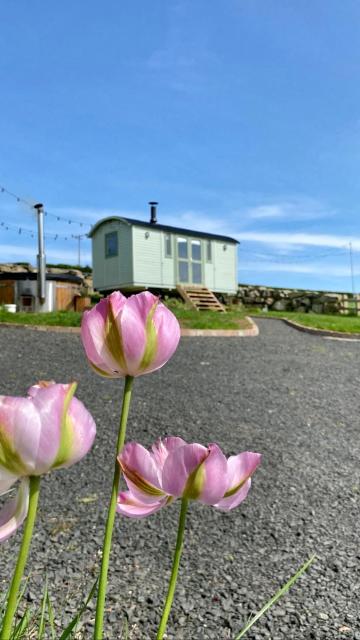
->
149, 201, 158, 224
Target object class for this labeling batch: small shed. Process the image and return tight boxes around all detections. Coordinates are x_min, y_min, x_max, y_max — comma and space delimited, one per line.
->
89, 203, 239, 295
0, 267, 84, 312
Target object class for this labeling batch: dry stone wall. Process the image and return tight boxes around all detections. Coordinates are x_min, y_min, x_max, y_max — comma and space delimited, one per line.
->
236, 284, 358, 314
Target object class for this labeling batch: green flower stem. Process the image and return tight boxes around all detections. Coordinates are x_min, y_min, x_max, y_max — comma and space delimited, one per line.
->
94, 375, 134, 640
156, 498, 189, 640
1, 475, 41, 639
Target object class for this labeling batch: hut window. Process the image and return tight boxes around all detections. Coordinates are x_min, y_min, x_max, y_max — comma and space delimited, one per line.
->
177, 237, 188, 259
105, 231, 118, 258
165, 233, 172, 257
190, 240, 202, 284
191, 240, 201, 261
206, 240, 212, 262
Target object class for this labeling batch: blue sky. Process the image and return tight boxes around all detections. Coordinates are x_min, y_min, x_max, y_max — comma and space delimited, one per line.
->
1, 1, 360, 291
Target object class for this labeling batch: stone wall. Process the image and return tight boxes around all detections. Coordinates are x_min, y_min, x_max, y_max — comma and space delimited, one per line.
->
236, 283, 358, 314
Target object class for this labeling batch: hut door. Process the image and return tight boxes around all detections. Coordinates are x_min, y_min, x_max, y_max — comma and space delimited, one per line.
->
190, 240, 202, 284
177, 238, 203, 284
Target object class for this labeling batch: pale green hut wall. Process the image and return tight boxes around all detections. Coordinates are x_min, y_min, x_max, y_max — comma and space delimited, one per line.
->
132, 227, 175, 288
213, 241, 237, 294
204, 261, 215, 290
92, 220, 132, 290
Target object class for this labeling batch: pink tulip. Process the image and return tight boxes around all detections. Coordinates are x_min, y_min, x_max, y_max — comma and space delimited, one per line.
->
117, 437, 261, 518
81, 291, 181, 378
0, 382, 96, 541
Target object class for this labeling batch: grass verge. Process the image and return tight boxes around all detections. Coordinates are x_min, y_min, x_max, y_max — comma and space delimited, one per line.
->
0, 306, 252, 331
253, 310, 360, 333
166, 304, 251, 330
0, 310, 82, 327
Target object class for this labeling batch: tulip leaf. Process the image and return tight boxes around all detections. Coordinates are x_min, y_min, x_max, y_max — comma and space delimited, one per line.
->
121, 615, 129, 639
234, 555, 316, 639
46, 592, 56, 640
58, 579, 98, 640
12, 608, 31, 639
37, 579, 49, 639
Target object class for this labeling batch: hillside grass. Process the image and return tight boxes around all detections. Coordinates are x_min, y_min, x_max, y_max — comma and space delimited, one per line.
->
2, 305, 360, 333
0, 310, 83, 326
0, 305, 251, 331
254, 310, 360, 333
167, 306, 250, 330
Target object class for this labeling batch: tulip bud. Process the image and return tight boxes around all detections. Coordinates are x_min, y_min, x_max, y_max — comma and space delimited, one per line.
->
81, 291, 180, 378
0, 382, 96, 541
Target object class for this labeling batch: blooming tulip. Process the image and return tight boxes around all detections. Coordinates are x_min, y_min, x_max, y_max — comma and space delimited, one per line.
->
81, 291, 180, 378
117, 437, 261, 518
0, 381, 96, 541
82, 291, 180, 639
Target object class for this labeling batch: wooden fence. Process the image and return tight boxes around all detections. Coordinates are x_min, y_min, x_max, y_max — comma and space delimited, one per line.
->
338, 294, 360, 315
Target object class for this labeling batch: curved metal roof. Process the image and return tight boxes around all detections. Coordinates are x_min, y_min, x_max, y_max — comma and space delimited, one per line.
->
88, 216, 239, 244
0, 272, 83, 284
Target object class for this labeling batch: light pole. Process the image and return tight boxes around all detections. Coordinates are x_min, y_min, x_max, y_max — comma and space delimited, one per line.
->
34, 203, 46, 304
72, 233, 87, 266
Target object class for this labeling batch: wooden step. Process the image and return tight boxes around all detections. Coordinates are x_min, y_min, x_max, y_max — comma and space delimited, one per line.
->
176, 285, 226, 312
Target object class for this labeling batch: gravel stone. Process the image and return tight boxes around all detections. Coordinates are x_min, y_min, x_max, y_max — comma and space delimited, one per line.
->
0, 320, 359, 639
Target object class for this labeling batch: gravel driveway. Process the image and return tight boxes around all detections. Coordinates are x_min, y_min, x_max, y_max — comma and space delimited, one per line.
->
0, 319, 359, 640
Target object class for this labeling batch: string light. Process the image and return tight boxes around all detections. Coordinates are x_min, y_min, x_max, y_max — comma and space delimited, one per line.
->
239, 248, 349, 263
0, 183, 91, 228
0, 218, 89, 242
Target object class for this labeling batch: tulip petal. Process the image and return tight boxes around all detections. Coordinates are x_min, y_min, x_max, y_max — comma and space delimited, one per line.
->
119, 442, 165, 504
0, 396, 44, 475
0, 478, 29, 542
28, 384, 76, 473
214, 479, 252, 511
151, 436, 186, 469
0, 467, 19, 493
117, 491, 169, 518
161, 443, 209, 497
196, 443, 228, 505
214, 452, 261, 511
81, 297, 126, 377
27, 380, 56, 397
119, 292, 158, 376
53, 394, 96, 469
149, 303, 181, 373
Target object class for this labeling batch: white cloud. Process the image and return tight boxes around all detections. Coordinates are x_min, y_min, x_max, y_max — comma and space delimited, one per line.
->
239, 260, 357, 277
237, 231, 357, 250
244, 198, 335, 222
0, 244, 91, 264
160, 209, 230, 234
47, 206, 143, 223
246, 205, 286, 219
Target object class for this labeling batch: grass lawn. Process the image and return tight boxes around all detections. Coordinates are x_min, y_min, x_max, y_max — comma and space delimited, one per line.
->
3, 305, 360, 333
254, 310, 360, 333
167, 306, 251, 330
0, 310, 82, 326
0, 305, 252, 331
